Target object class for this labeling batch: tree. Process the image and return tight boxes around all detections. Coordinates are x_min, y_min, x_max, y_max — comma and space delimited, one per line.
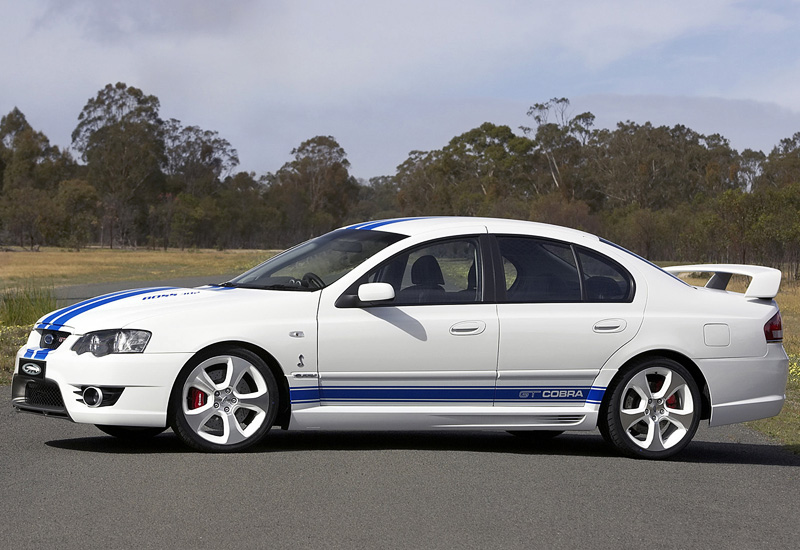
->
55, 179, 99, 249
0, 108, 75, 247
268, 136, 359, 244
163, 118, 239, 197
396, 123, 537, 217
521, 97, 595, 200
759, 132, 800, 189
72, 83, 165, 247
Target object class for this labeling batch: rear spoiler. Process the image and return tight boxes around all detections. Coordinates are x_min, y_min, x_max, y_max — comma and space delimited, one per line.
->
663, 264, 782, 299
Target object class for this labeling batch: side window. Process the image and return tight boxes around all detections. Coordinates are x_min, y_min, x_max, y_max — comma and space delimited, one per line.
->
577, 248, 633, 302
498, 237, 581, 302
367, 238, 481, 305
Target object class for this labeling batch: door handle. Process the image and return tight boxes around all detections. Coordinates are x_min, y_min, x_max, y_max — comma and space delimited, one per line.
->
450, 321, 486, 336
593, 319, 627, 333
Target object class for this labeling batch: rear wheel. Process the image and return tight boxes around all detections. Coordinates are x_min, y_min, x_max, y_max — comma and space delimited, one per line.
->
96, 425, 167, 440
170, 347, 278, 452
602, 357, 700, 459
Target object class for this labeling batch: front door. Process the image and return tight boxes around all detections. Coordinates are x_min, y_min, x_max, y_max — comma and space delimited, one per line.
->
317, 234, 499, 407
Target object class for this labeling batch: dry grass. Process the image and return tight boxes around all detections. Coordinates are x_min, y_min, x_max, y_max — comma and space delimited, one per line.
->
747, 281, 800, 452
0, 246, 277, 288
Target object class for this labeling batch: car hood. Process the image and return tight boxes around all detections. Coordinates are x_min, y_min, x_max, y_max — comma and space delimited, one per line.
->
34, 285, 313, 334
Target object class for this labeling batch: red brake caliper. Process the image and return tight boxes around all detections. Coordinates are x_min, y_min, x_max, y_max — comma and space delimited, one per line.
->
188, 388, 207, 409
666, 394, 678, 408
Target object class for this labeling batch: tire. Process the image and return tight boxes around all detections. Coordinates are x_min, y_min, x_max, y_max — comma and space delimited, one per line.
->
601, 357, 701, 459
507, 430, 564, 441
96, 425, 167, 440
170, 347, 279, 452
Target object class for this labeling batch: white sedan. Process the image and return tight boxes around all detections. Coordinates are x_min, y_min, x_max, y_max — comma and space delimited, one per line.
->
12, 217, 789, 458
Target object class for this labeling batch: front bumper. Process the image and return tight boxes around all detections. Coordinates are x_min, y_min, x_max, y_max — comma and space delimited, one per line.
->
13, 339, 193, 428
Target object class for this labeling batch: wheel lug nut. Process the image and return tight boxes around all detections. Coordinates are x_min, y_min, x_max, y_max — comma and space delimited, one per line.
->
226, 388, 232, 394
651, 415, 657, 420
648, 399, 653, 404
660, 409, 665, 414
214, 391, 220, 396
213, 403, 219, 409
224, 406, 230, 413
231, 398, 238, 404
645, 409, 650, 415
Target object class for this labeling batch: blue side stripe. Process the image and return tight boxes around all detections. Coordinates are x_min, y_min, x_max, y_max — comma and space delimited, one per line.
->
38, 287, 176, 329
320, 385, 495, 402
290, 387, 321, 403
586, 387, 606, 404
495, 386, 592, 402
290, 385, 607, 404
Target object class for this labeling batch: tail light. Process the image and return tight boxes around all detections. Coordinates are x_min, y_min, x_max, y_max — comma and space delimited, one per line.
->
764, 312, 783, 343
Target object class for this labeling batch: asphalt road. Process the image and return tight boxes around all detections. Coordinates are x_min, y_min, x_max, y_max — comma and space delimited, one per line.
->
2, 387, 798, 550
53, 274, 239, 306
8, 279, 800, 548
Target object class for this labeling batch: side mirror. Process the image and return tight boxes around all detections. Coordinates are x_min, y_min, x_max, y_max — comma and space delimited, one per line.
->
357, 282, 395, 303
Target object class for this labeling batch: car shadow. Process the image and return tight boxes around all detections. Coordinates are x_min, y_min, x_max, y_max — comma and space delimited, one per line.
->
45, 430, 800, 466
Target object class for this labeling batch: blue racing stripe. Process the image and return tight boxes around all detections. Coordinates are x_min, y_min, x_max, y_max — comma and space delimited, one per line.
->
347, 217, 429, 231
291, 384, 607, 405
38, 287, 176, 329
495, 386, 593, 402
290, 387, 321, 403
38, 288, 139, 328
586, 387, 606, 404
23, 348, 51, 360
320, 385, 495, 402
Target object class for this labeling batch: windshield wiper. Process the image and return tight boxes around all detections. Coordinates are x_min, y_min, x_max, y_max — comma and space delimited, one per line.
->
232, 283, 314, 291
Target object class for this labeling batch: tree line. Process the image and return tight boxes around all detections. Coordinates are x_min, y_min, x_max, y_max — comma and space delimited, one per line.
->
2, 85, 800, 274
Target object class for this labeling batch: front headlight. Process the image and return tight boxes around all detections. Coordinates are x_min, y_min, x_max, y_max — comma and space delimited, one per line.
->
72, 330, 152, 357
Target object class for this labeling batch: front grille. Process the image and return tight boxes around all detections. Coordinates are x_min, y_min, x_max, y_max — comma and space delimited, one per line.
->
38, 329, 71, 350
24, 380, 65, 408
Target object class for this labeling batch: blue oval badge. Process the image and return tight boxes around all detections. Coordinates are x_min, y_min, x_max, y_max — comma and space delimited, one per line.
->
21, 363, 42, 376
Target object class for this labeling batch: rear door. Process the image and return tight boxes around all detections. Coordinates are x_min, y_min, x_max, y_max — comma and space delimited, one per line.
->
493, 235, 646, 407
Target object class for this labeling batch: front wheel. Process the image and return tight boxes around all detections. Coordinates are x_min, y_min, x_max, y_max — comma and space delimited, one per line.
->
170, 347, 279, 452
601, 358, 700, 459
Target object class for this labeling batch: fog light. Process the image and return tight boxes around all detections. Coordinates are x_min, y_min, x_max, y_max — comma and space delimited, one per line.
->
83, 386, 103, 408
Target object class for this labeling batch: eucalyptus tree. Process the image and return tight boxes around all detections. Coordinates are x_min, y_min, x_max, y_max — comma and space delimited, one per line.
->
72, 82, 165, 247
0, 108, 76, 247
396, 123, 537, 217
268, 136, 359, 244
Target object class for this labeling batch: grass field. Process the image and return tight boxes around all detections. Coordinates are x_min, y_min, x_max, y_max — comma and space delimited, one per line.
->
0, 246, 276, 288
1, 249, 797, 452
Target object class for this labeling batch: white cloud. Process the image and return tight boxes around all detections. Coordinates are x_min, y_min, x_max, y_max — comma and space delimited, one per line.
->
1, 0, 799, 178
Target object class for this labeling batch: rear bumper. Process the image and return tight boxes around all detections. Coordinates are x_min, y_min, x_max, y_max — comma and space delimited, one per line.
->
700, 343, 789, 426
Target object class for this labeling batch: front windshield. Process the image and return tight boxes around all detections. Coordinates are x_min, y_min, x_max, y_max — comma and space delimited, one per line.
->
225, 228, 406, 291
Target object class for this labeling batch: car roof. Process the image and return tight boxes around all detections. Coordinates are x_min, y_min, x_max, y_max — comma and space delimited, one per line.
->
342, 216, 600, 244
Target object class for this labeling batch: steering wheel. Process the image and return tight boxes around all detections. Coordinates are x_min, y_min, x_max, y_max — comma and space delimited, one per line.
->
302, 272, 325, 289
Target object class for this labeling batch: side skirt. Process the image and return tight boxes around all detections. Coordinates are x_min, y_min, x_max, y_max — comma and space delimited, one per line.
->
288, 404, 600, 432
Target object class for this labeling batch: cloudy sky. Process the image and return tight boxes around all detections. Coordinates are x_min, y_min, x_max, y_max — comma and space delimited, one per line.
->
2, 0, 800, 179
